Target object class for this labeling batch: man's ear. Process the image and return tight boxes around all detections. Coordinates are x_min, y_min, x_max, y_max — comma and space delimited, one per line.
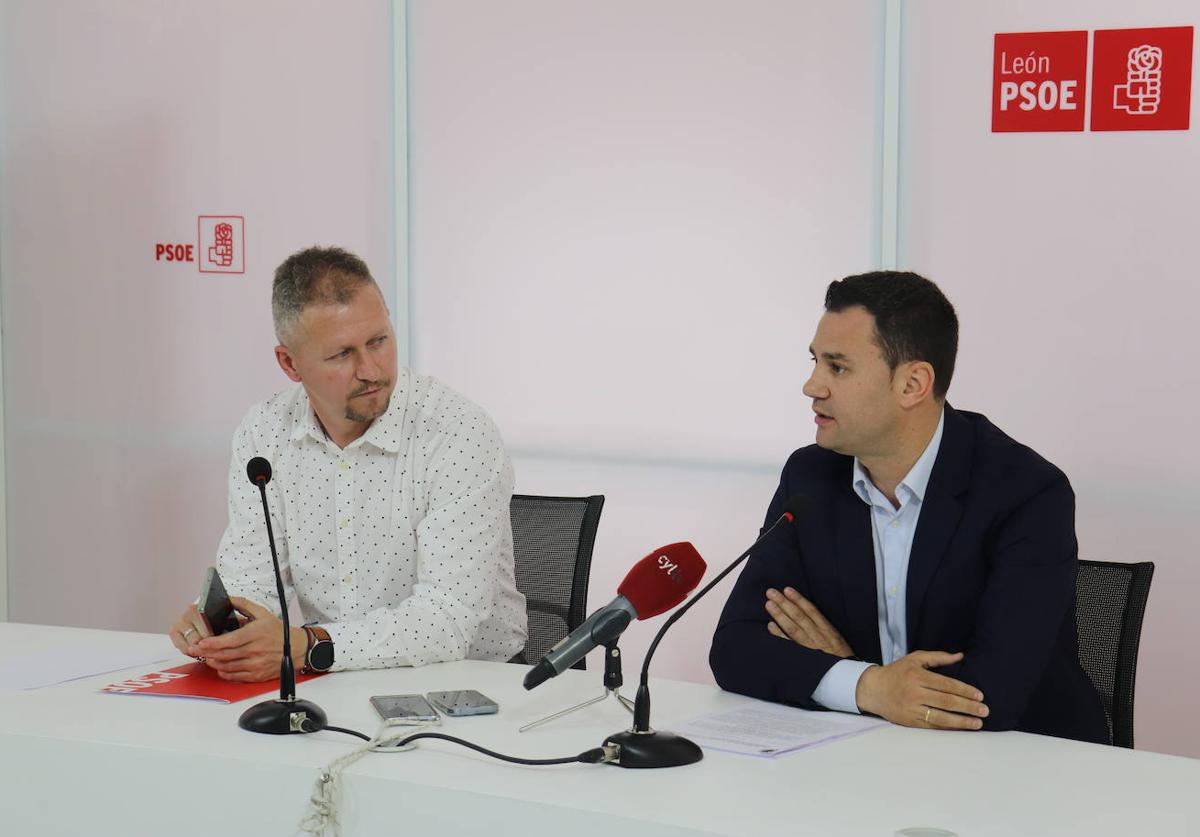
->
275, 344, 303, 383
897, 360, 935, 408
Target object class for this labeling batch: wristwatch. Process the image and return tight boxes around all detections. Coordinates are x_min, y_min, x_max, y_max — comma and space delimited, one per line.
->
302, 624, 335, 673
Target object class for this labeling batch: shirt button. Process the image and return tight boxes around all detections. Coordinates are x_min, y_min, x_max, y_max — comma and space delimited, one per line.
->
339, 461, 351, 471
889, 519, 900, 529
339, 518, 349, 529
887, 585, 898, 597
342, 574, 353, 584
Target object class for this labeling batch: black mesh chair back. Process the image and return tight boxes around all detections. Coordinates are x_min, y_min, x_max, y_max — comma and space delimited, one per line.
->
1075, 559, 1154, 748
510, 494, 604, 669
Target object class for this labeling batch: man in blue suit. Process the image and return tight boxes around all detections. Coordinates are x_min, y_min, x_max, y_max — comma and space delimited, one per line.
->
710, 271, 1108, 743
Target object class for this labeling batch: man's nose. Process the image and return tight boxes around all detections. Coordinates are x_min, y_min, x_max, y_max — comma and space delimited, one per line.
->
357, 351, 382, 382
802, 372, 825, 400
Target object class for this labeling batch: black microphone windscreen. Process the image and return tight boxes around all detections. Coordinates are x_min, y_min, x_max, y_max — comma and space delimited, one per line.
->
781, 494, 809, 522
246, 457, 272, 486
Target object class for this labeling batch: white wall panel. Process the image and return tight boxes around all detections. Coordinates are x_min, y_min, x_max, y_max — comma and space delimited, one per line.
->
899, 0, 1199, 757
406, 0, 886, 702
408, 0, 885, 467
0, 2, 395, 631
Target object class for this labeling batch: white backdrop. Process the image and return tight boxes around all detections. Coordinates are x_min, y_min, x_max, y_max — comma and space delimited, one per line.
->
0, 2, 396, 634
899, 0, 1199, 757
407, 0, 885, 466
405, 0, 886, 694
2, 0, 1196, 760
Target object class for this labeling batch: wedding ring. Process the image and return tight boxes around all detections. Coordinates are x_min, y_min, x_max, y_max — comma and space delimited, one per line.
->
183, 627, 198, 640
924, 707, 932, 724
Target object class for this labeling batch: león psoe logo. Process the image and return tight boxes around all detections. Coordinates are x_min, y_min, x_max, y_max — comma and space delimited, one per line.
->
1113, 44, 1163, 115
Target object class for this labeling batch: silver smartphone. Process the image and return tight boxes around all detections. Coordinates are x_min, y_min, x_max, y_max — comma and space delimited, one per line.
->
370, 694, 440, 724
426, 689, 499, 717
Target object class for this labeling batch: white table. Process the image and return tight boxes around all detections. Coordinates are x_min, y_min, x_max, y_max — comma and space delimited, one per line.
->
0, 622, 1196, 836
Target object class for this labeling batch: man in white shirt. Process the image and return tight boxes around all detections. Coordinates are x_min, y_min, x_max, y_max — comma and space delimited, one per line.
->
169, 246, 526, 681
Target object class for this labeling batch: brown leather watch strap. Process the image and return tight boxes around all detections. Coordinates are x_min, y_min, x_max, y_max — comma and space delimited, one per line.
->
301, 624, 333, 673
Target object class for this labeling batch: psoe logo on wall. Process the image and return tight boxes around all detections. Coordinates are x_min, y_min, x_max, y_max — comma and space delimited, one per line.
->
992, 30, 1089, 132
1091, 27, 1194, 131
198, 215, 245, 274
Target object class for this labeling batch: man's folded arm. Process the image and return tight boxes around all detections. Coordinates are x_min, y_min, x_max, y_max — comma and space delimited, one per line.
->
934, 472, 1079, 730
710, 486, 845, 708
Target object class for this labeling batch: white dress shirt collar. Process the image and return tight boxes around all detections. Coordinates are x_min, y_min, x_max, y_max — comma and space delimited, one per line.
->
289, 368, 411, 454
852, 408, 946, 508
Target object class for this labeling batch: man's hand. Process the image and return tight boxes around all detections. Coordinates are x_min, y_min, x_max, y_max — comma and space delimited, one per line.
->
855, 650, 989, 730
193, 597, 307, 682
764, 587, 855, 659
169, 604, 211, 658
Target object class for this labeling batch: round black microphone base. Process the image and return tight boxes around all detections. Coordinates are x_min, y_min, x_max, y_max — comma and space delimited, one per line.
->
602, 729, 703, 769
238, 698, 327, 735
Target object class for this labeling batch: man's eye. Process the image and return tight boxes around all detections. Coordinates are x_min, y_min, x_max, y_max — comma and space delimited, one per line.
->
330, 349, 351, 360
830, 363, 845, 374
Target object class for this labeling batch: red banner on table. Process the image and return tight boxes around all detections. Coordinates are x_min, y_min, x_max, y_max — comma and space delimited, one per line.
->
992, 30, 1089, 132
100, 661, 325, 703
1090, 26, 1193, 132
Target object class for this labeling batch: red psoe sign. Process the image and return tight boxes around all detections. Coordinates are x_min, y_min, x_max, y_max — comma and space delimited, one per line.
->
992, 31, 1089, 132
1090, 26, 1193, 132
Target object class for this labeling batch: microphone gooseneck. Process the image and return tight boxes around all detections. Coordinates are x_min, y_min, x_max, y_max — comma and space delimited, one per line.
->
634, 497, 808, 727
604, 495, 808, 768
237, 457, 327, 735
251, 470, 295, 701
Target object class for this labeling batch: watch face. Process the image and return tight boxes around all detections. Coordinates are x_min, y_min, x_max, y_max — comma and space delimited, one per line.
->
309, 640, 334, 671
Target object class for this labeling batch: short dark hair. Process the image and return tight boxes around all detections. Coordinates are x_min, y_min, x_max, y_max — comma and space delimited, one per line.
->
272, 246, 377, 342
824, 270, 958, 399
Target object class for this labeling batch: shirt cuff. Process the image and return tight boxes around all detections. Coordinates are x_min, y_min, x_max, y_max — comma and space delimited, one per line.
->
810, 659, 874, 714
321, 621, 413, 671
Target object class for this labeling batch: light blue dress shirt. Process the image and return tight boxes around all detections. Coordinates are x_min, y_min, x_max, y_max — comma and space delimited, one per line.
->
809, 412, 946, 713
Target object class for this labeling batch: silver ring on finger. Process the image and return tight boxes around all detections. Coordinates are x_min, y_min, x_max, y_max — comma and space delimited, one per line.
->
924, 707, 932, 724
183, 627, 198, 641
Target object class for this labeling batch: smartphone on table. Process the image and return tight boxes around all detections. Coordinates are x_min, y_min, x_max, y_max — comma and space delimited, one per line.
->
426, 690, 499, 717
370, 694, 440, 724
197, 567, 240, 636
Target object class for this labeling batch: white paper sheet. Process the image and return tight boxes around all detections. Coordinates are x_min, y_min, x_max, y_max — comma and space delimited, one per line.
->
0, 634, 175, 690
670, 702, 886, 758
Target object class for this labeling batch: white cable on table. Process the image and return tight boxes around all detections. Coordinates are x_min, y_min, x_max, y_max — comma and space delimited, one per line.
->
299, 719, 434, 837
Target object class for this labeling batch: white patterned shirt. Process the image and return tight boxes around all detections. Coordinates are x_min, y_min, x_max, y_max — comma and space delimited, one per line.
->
216, 370, 527, 669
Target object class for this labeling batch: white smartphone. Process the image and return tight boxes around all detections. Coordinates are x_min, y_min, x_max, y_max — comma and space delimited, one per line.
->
370, 694, 439, 724
426, 689, 499, 717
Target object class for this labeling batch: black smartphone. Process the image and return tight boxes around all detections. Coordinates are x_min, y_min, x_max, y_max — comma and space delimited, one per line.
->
197, 567, 240, 636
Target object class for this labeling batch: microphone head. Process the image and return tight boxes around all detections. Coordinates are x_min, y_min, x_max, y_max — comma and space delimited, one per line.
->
617, 542, 707, 619
246, 457, 272, 486
781, 494, 809, 523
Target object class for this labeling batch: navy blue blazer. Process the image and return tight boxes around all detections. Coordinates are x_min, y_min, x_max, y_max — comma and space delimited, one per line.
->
710, 405, 1109, 744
